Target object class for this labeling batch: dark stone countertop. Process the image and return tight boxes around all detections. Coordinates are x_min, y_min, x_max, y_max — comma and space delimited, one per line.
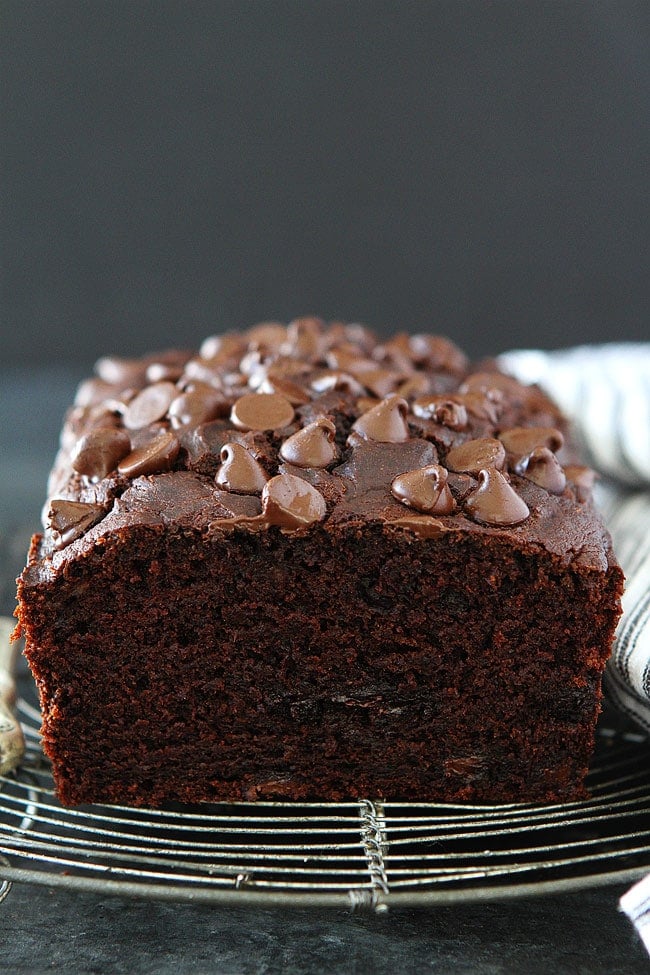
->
1, 366, 647, 974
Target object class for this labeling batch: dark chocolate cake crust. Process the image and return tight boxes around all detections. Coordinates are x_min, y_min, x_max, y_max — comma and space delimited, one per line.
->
16, 319, 624, 806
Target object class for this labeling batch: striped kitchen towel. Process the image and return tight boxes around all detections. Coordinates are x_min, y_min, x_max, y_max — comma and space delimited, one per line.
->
620, 875, 650, 958
500, 343, 650, 954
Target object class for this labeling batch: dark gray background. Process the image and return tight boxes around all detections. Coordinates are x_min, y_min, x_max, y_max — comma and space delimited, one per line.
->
3, 0, 650, 366
3, 6, 650, 965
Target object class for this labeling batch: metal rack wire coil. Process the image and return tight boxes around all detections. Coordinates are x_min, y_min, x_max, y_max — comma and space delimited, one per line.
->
1, 692, 650, 911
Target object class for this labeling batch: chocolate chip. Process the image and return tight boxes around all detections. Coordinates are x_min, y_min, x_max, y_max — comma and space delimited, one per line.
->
310, 371, 366, 396
71, 403, 124, 436
168, 385, 228, 429
396, 375, 431, 399
459, 391, 502, 425
516, 447, 567, 495
464, 469, 530, 526
47, 499, 106, 548
459, 371, 526, 399
199, 333, 246, 361
499, 426, 564, 458
245, 321, 288, 350
70, 428, 132, 481
279, 419, 339, 468
373, 334, 415, 373
122, 382, 177, 430
94, 356, 148, 387
257, 375, 311, 405
146, 361, 184, 383
445, 438, 506, 475
408, 335, 469, 373
238, 349, 267, 384
230, 393, 295, 432
412, 396, 468, 430
357, 367, 402, 399
74, 378, 124, 408
117, 431, 180, 477
261, 473, 327, 529
326, 346, 372, 373
215, 443, 269, 494
351, 395, 410, 443
281, 317, 325, 359
391, 464, 456, 514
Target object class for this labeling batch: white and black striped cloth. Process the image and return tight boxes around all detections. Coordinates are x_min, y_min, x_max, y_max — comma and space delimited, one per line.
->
500, 343, 650, 948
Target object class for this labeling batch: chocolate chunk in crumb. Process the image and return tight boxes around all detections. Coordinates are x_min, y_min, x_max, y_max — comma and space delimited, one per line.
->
230, 393, 295, 431
118, 431, 180, 477
215, 443, 269, 494
464, 468, 530, 526
262, 473, 327, 529
71, 428, 131, 481
391, 464, 456, 514
279, 419, 339, 468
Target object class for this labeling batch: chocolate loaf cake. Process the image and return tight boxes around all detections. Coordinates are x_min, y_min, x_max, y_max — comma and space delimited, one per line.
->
16, 319, 624, 806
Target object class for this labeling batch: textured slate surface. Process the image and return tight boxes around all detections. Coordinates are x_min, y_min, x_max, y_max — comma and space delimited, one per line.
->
1, 367, 648, 973
2, 882, 647, 975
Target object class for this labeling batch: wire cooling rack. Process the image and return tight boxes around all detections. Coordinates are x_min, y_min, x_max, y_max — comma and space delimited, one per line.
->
1, 693, 650, 911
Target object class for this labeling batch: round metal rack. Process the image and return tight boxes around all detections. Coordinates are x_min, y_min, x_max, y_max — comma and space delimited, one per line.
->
1, 692, 650, 911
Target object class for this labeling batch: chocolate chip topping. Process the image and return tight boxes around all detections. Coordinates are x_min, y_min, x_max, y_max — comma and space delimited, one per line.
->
70, 428, 131, 481
43, 319, 588, 554
118, 431, 180, 477
516, 447, 567, 495
310, 371, 366, 396
257, 375, 310, 405
357, 367, 402, 399
230, 393, 295, 432
445, 438, 506, 475
122, 382, 177, 430
351, 395, 410, 443
261, 473, 327, 529
245, 321, 288, 349
279, 419, 339, 468
168, 386, 227, 429
47, 499, 106, 548
412, 396, 468, 430
499, 426, 564, 458
464, 469, 530, 526
215, 443, 269, 494
94, 355, 148, 387
391, 464, 456, 514
282, 316, 326, 360
146, 361, 185, 383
